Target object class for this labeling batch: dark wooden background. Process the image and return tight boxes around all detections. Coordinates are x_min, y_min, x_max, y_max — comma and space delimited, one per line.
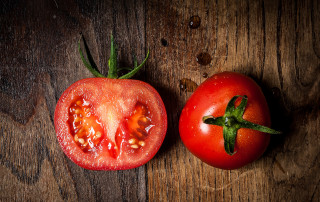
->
1, 0, 319, 201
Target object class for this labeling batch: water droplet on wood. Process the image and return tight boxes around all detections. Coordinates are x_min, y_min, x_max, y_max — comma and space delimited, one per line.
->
196, 52, 212, 65
180, 78, 198, 92
161, 38, 168, 47
189, 15, 201, 29
202, 72, 208, 78
271, 87, 281, 98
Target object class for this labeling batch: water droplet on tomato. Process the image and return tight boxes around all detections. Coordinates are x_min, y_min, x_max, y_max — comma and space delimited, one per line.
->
189, 15, 201, 29
196, 52, 212, 66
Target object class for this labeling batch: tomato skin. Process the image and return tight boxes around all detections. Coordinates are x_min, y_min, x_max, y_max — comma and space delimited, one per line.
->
179, 72, 271, 170
54, 78, 167, 170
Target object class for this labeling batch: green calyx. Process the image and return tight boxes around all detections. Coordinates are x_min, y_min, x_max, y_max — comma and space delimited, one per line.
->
78, 34, 149, 79
203, 95, 281, 156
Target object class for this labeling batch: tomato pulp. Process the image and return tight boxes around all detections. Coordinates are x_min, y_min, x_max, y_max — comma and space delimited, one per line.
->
54, 78, 167, 170
179, 72, 274, 169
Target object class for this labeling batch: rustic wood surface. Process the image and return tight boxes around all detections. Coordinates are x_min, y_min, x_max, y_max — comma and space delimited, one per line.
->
0, 0, 319, 201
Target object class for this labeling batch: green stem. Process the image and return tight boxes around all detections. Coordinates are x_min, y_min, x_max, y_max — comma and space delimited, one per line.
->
78, 38, 105, 78
107, 34, 118, 79
202, 116, 224, 126
117, 67, 133, 72
223, 126, 238, 155
240, 120, 282, 134
203, 95, 281, 155
78, 34, 150, 79
119, 50, 149, 79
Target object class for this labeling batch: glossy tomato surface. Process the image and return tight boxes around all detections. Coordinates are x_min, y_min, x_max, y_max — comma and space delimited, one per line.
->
54, 78, 167, 170
179, 72, 271, 169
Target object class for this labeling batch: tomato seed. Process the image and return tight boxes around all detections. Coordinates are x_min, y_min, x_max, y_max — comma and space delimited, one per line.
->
96, 131, 101, 138
78, 138, 85, 144
129, 138, 136, 144
77, 127, 84, 133
76, 131, 85, 138
138, 141, 145, 147
76, 100, 82, 106
131, 144, 139, 149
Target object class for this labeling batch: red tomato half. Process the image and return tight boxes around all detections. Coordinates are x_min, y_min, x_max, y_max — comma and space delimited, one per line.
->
179, 72, 271, 169
54, 78, 167, 170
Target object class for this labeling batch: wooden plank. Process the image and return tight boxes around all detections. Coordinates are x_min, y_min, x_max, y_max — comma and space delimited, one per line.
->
0, 0, 319, 201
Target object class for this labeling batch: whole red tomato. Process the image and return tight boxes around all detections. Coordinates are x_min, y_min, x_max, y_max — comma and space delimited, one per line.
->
179, 72, 279, 170
54, 35, 167, 170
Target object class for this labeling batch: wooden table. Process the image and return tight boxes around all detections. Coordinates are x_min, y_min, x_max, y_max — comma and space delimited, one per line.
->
1, 0, 319, 201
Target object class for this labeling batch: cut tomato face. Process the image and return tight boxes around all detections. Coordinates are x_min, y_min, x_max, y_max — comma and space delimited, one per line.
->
54, 78, 167, 170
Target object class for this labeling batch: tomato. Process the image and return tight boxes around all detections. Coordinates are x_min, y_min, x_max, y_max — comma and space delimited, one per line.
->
55, 78, 167, 170
179, 72, 279, 170
54, 35, 167, 170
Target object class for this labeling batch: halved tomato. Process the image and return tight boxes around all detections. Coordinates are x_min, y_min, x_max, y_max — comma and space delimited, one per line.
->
55, 78, 167, 170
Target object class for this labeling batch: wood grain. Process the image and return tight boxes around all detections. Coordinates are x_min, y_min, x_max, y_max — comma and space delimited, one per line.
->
0, 0, 319, 201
